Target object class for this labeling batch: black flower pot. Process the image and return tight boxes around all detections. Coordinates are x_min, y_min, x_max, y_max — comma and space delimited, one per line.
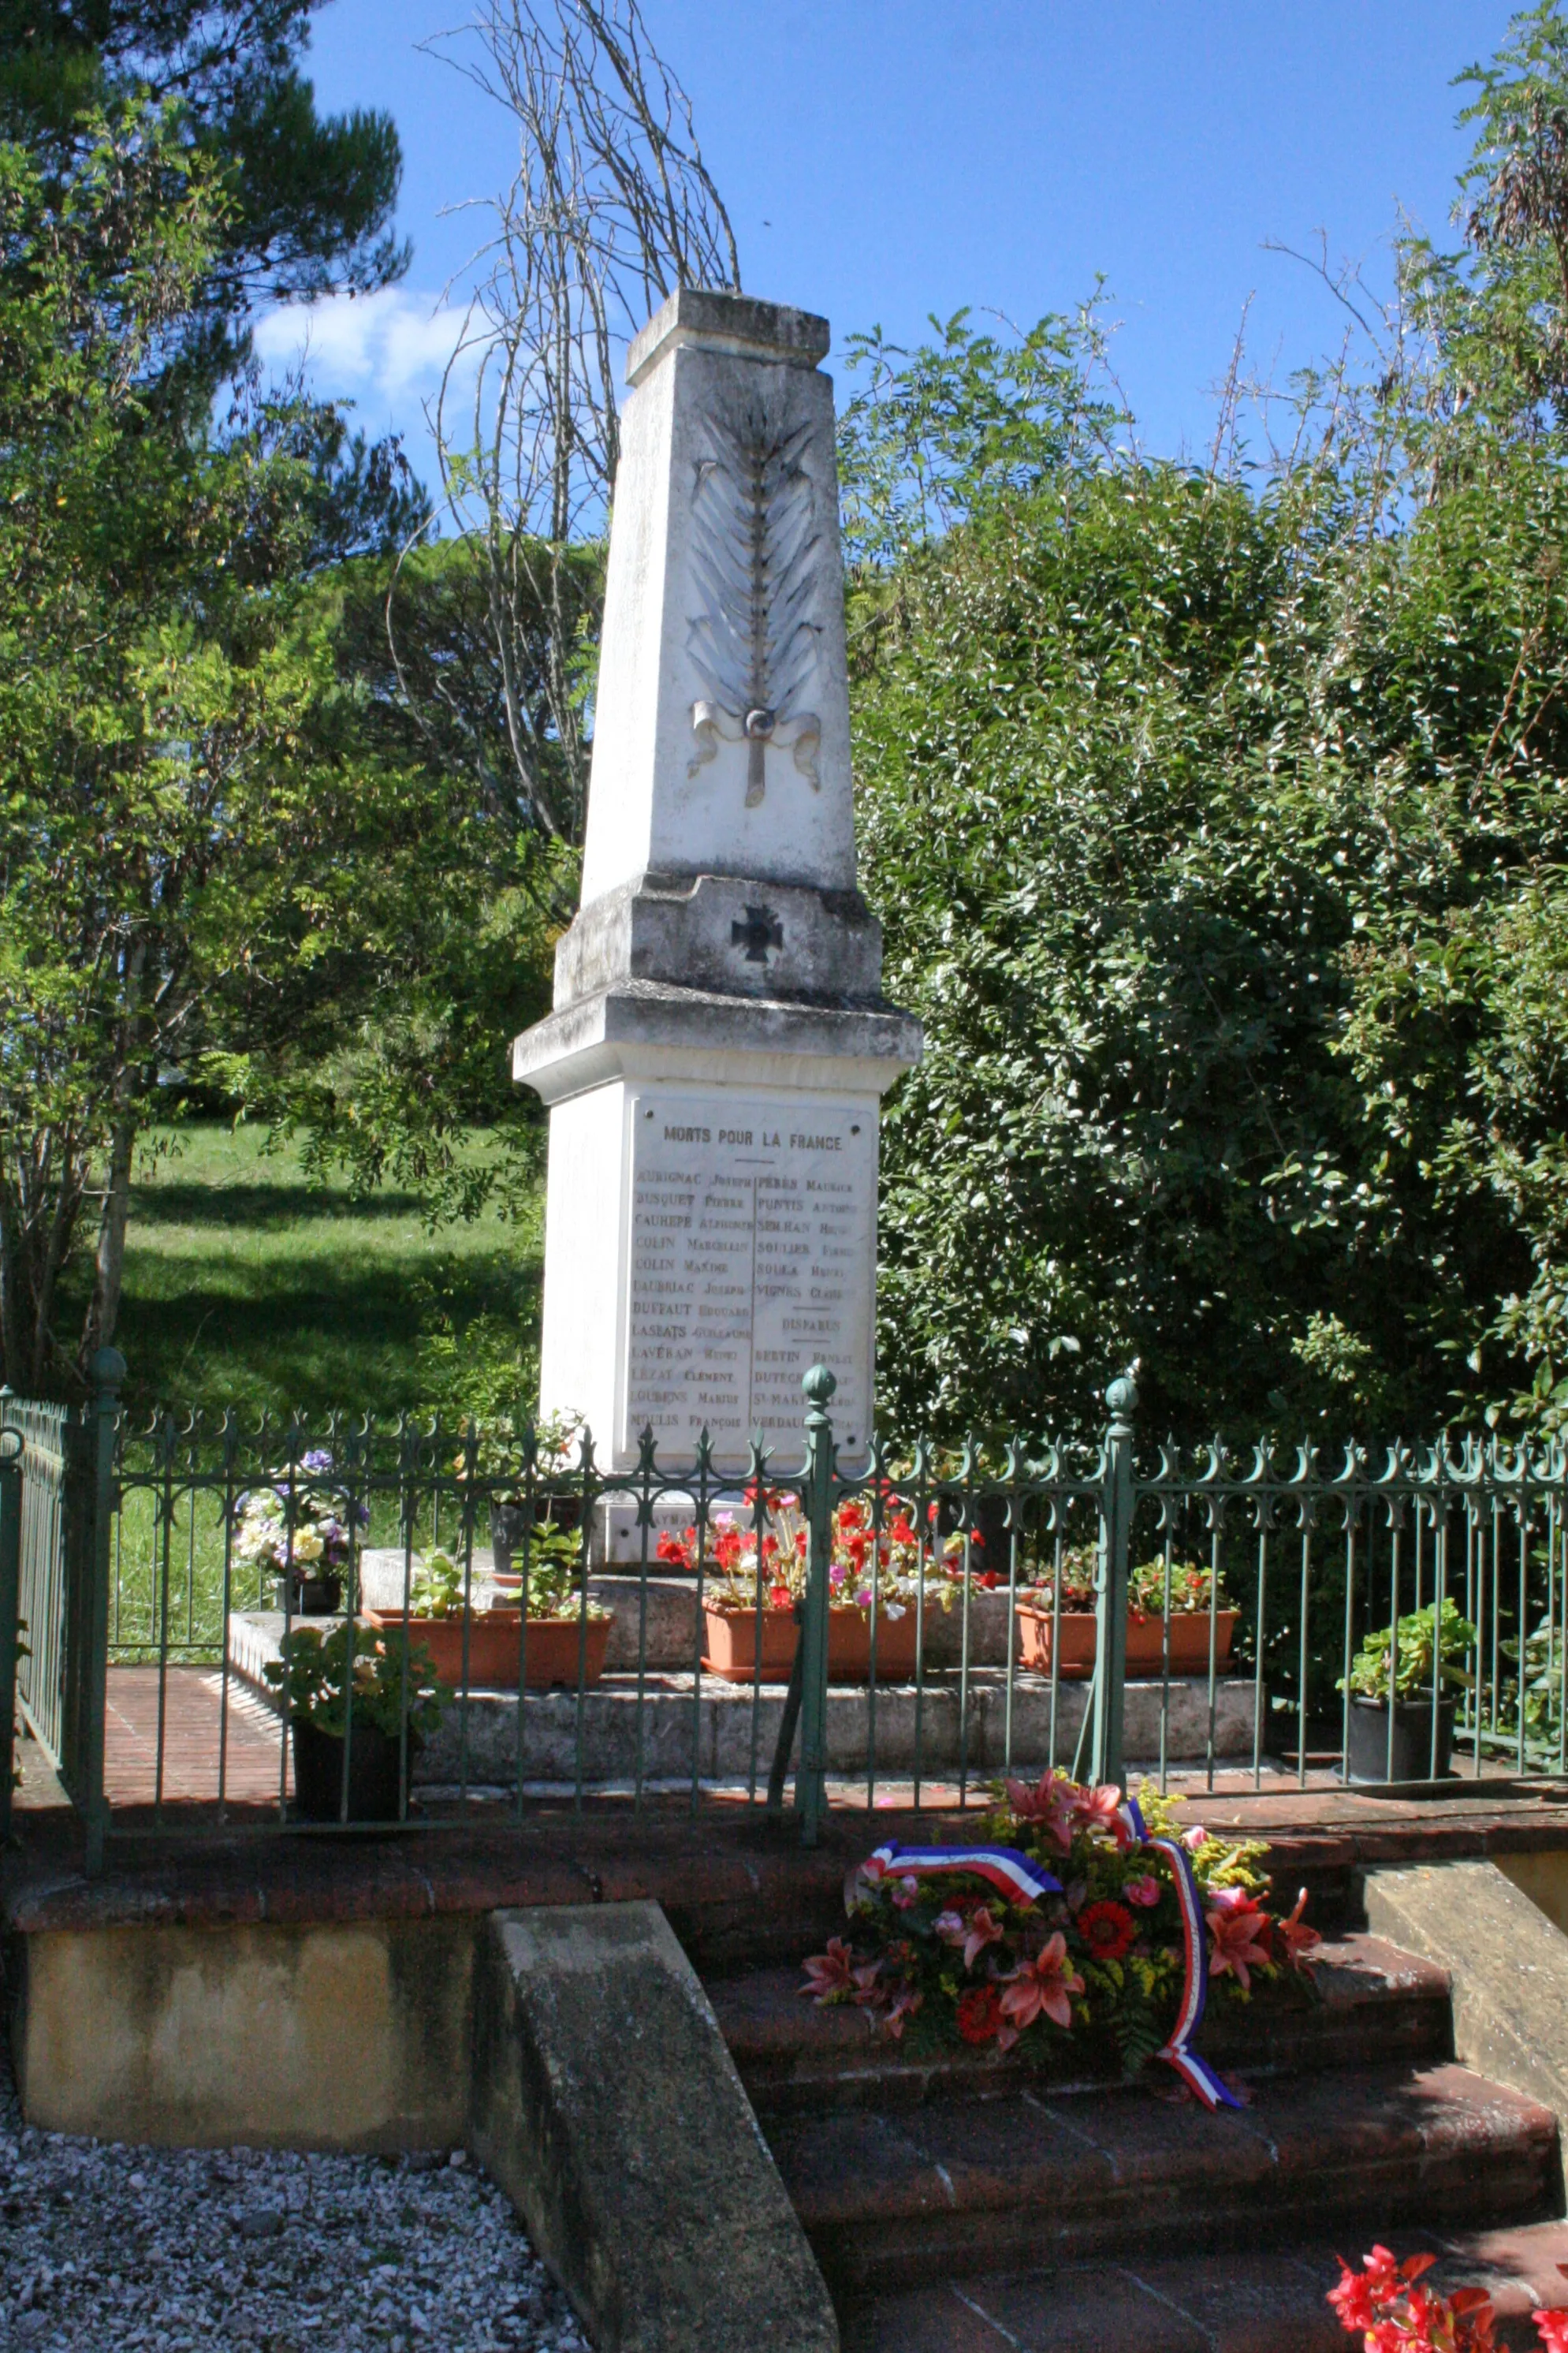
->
1346, 1696, 1454, 1785
277, 1572, 342, 1617
291, 1719, 415, 1822
490, 1497, 583, 1581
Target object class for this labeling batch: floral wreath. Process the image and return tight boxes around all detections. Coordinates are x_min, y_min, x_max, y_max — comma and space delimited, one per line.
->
802, 1772, 1319, 2104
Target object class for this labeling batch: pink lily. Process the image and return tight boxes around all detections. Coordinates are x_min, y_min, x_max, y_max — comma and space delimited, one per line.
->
883, 1986, 924, 2041
933, 1908, 966, 1947
851, 1959, 887, 2009
1069, 1783, 1132, 1844
1277, 1888, 1320, 1970
998, 1933, 1084, 2037
1005, 1767, 1076, 1822
1205, 1899, 1272, 1993
962, 1904, 1006, 1971
800, 1937, 855, 2001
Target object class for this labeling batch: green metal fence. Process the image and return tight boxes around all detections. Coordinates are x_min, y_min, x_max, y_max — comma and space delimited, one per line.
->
1, 1359, 117, 1859
5, 1354, 1568, 1869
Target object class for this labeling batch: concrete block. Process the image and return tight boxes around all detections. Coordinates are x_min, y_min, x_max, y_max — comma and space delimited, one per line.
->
13, 1918, 471, 2150
470, 1901, 839, 2353
1362, 1857, 1568, 2159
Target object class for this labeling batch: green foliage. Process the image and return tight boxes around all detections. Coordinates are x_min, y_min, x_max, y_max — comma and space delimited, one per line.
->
837, 304, 1125, 572
0, 0, 407, 395
263, 1619, 447, 1738
409, 1549, 465, 1619
1342, 1598, 1477, 1706
847, 9, 1568, 1443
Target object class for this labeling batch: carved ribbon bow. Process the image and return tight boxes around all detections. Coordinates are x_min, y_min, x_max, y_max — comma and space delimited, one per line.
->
688, 699, 821, 805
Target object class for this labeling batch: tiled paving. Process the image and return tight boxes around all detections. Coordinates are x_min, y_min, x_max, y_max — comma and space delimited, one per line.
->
107, 1664, 289, 1806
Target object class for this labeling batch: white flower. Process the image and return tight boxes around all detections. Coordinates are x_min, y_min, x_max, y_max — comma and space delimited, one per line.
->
292, 1527, 325, 1564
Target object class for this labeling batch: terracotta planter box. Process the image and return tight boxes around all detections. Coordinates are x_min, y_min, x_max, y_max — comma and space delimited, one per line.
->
366, 1608, 612, 1691
828, 1603, 919, 1684
1017, 1607, 1238, 1680
701, 1603, 920, 1686
702, 1605, 799, 1685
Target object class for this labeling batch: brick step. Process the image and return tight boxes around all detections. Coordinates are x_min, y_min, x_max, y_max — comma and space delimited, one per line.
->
843, 2220, 1568, 2351
765, 2062, 1559, 2299
710, 1935, 1452, 2114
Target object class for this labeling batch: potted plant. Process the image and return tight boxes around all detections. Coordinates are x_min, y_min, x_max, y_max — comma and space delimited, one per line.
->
676, 1492, 962, 1685
263, 1620, 447, 1822
233, 1449, 367, 1616
363, 1542, 613, 1691
484, 1410, 588, 1579
1015, 1548, 1238, 1678
1340, 1597, 1476, 1782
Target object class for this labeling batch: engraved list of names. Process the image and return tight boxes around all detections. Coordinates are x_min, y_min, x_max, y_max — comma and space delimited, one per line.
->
623, 1091, 877, 1462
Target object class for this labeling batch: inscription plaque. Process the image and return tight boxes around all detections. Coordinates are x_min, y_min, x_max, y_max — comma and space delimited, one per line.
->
623, 1089, 876, 1463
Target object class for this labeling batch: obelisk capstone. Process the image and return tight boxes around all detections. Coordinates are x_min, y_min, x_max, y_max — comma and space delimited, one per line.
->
512, 289, 922, 1483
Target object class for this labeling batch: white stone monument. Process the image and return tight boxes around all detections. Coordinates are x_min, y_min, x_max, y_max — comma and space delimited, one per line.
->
513, 289, 921, 1486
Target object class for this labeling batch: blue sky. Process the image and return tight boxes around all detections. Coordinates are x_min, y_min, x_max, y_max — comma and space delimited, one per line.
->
259, 2, 1522, 488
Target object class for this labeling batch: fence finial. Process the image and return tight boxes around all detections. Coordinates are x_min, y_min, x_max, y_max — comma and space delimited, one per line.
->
1105, 1369, 1138, 1426
91, 1347, 127, 1393
803, 1363, 837, 1411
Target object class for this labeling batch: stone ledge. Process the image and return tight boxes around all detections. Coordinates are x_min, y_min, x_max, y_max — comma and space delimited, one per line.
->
11, 1788, 1568, 1948
512, 980, 922, 1104
223, 1614, 1260, 1780
1362, 1855, 1568, 2161
471, 1903, 839, 2351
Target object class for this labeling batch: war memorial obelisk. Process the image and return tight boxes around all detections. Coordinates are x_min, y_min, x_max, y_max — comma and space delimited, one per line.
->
512, 289, 921, 1475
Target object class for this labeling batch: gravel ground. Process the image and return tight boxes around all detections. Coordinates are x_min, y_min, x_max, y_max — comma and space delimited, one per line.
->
0, 2052, 591, 2353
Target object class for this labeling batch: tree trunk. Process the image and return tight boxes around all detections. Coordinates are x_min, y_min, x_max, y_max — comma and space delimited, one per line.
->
83, 1106, 137, 1367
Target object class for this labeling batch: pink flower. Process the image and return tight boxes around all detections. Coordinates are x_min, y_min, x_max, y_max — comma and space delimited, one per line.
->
933, 1908, 966, 1946
851, 1959, 886, 2010
998, 1932, 1084, 2038
1279, 1888, 1320, 1970
800, 1937, 855, 2001
1068, 1783, 1130, 1843
1206, 1898, 1272, 1993
1005, 1767, 1076, 1821
1534, 2312, 1568, 2351
1182, 1825, 1209, 1852
1124, 1874, 1161, 1907
890, 1875, 920, 1911
883, 1986, 924, 2041
1004, 1772, 1075, 1850
961, 1904, 1006, 1971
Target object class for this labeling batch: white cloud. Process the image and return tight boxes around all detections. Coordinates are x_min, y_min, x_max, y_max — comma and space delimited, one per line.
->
252, 285, 472, 404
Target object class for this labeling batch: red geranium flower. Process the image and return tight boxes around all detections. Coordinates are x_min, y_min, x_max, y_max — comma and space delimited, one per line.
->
1077, 1900, 1138, 1963
956, 1984, 1004, 2045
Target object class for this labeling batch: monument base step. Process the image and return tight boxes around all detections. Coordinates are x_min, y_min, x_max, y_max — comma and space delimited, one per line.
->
226, 1612, 1257, 1783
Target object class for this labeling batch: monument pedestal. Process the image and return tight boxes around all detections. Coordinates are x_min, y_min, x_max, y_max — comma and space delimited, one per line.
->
513, 290, 921, 1475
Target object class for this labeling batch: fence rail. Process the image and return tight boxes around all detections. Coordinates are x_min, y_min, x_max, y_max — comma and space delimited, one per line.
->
5, 1356, 1568, 1867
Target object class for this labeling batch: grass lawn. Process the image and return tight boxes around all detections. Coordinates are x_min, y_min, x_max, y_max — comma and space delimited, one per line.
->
107, 1124, 546, 1421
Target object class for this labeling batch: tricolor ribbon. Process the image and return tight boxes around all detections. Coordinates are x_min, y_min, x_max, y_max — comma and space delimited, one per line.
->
1118, 1797, 1241, 2111
864, 1841, 1063, 1907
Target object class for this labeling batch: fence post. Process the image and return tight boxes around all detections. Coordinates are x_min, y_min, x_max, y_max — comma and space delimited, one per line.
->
0, 1428, 22, 1837
1091, 1370, 1138, 1794
80, 1346, 125, 1876
795, 1364, 837, 1847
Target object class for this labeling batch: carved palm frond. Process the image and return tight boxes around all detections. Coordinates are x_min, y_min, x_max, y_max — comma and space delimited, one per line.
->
688, 411, 821, 718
